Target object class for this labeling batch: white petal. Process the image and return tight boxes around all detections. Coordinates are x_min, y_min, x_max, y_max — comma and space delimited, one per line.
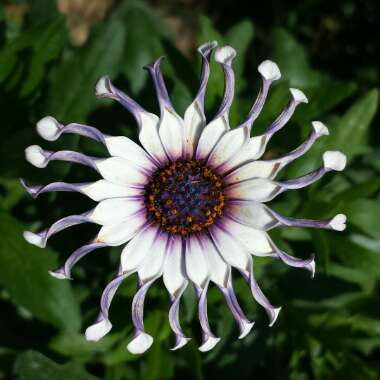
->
224, 160, 279, 185
185, 237, 209, 287
227, 178, 280, 202
329, 214, 347, 231
323, 151, 347, 171
121, 225, 159, 272
199, 336, 221, 352
96, 157, 148, 186
139, 111, 168, 164
138, 232, 168, 281
195, 117, 229, 160
222, 135, 267, 171
89, 198, 144, 225
210, 225, 250, 271
85, 318, 112, 342
207, 126, 249, 169
200, 235, 228, 287
159, 108, 185, 161
104, 136, 156, 172
221, 217, 275, 256
258, 60, 281, 81
81, 180, 143, 201
95, 76, 109, 96
163, 237, 186, 295
127, 332, 154, 354
183, 100, 205, 158
227, 201, 276, 230
96, 212, 146, 246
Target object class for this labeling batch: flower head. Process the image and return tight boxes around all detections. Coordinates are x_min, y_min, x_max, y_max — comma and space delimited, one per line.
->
23, 41, 347, 354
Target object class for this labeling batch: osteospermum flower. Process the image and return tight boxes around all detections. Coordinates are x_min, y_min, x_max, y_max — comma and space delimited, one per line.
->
22, 41, 347, 354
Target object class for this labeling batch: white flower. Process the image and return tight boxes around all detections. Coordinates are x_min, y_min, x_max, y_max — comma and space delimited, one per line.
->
22, 41, 347, 354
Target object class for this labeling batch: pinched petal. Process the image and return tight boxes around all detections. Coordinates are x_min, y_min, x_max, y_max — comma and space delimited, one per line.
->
183, 41, 217, 158
196, 282, 220, 352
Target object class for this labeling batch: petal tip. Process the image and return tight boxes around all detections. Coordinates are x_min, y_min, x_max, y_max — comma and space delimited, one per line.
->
25, 145, 47, 168
85, 318, 112, 342
170, 336, 191, 351
258, 60, 281, 81
23, 231, 45, 248
323, 150, 347, 171
215, 46, 236, 65
199, 336, 221, 352
312, 121, 329, 136
198, 40, 218, 54
48, 269, 70, 280
36, 116, 60, 141
269, 307, 282, 327
95, 75, 111, 97
289, 88, 308, 104
238, 321, 255, 339
127, 332, 154, 354
329, 214, 347, 232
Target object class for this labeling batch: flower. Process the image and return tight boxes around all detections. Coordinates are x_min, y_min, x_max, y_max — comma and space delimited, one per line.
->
22, 41, 347, 354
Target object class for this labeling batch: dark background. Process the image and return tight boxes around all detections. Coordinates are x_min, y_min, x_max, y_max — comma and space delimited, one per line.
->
0, 0, 379, 379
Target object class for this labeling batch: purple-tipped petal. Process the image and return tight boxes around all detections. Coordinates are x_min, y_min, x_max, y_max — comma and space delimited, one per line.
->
23, 212, 92, 248
145, 57, 173, 113
194, 40, 218, 109
240, 258, 281, 327
238, 60, 281, 131
213, 46, 236, 122
264, 88, 308, 137
169, 286, 191, 351
36, 116, 106, 143
85, 269, 131, 341
127, 276, 158, 354
25, 145, 100, 171
270, 210, 347, 232
20, 179, 84, 199
196, 283, 221, 352
224, 121, 330, 183
183, 41, 218, 158
95, 76, 146, 127
219, 273, 254, 338
50, 242, 106, 280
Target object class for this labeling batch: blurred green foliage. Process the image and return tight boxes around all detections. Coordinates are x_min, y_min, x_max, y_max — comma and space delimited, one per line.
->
0, 0, 379, 379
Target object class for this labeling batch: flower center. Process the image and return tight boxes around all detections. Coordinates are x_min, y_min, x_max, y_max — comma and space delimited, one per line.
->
144, 160, 225, 236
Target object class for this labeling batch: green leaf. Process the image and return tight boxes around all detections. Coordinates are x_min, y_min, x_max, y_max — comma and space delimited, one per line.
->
272, 28, 324, 88
345, 199, 380, 239
0, 210, 81, 331
14, 351, 100, 380
0, 17, 66, 94
47, 13, 127, 122
122, 0, 171, 94
224, 20, 254, 89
